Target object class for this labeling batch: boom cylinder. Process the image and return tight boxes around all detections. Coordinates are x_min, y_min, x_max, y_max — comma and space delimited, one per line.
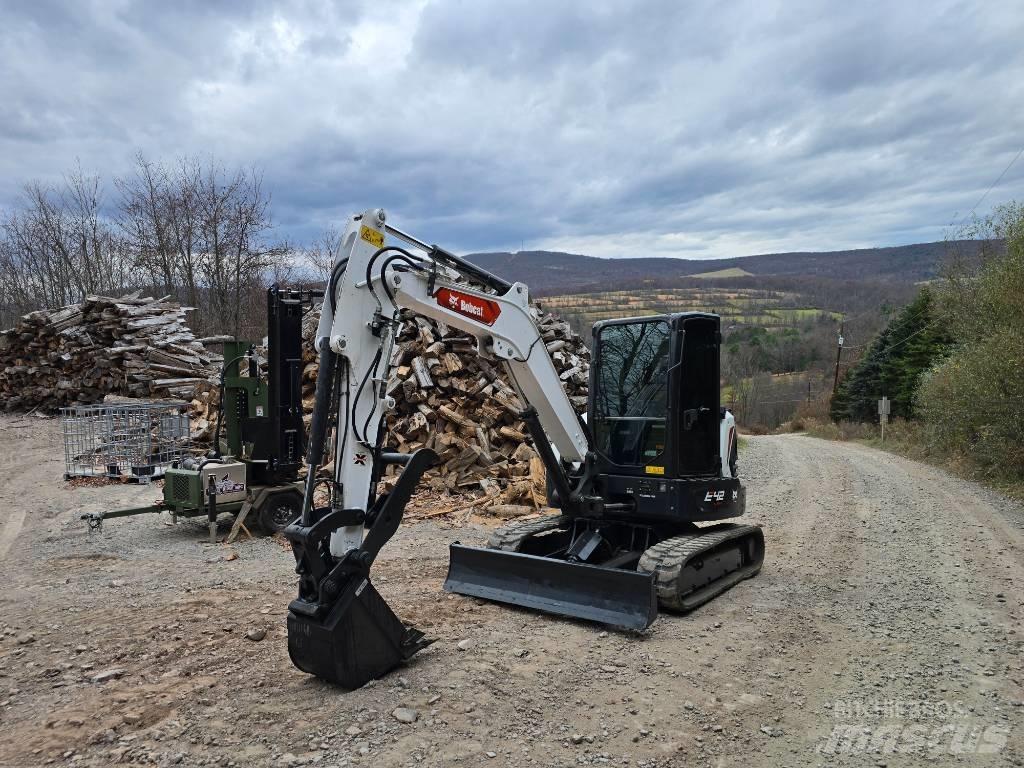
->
301, 337, 337, 526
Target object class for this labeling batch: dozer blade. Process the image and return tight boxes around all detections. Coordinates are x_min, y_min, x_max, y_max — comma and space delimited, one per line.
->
287, 575, 432, 690
444, 544, 658, 630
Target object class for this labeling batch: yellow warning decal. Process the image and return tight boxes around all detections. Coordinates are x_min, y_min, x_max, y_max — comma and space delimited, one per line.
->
645, 465, 665, 475
360, 225, 384, 249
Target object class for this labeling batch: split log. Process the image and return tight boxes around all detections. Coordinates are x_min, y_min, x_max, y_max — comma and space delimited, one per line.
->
0, 294, 221, 412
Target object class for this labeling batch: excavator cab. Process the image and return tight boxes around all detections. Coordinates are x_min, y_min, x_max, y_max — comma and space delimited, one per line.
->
586, 314, 743, 521
591, 313, 724, 480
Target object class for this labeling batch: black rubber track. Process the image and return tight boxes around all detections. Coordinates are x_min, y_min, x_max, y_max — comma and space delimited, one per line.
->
637, 523, 764, 612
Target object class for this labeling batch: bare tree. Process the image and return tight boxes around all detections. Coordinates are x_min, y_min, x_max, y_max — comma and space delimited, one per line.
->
0, 167, 134, 325
3, 156, 295, 336
306, 226, 342, 283
116, 155, 205, 317
194, 163, 277, 338
115, 155, 288, 338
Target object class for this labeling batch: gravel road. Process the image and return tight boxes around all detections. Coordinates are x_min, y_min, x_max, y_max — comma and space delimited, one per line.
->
0, 414, 1021, 767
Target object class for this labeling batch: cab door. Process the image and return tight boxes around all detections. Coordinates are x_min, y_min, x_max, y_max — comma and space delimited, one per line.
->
671, 314, 721, 477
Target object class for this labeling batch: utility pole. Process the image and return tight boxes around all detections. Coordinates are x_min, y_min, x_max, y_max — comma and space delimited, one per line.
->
832, 319, 845, 394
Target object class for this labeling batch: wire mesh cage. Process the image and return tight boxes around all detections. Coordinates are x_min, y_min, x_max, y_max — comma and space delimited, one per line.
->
61, 402, 191, 483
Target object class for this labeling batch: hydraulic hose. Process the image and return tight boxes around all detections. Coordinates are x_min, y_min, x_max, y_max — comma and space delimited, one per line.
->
328, 257, 349, 315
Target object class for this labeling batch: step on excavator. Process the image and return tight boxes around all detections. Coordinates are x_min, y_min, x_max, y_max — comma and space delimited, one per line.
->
284, 209, 765, 689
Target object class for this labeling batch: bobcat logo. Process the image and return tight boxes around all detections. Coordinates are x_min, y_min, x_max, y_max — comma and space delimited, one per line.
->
353, 453, 367, 466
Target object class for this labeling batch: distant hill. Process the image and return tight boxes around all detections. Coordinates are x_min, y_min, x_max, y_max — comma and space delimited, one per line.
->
465, 240, 987, 295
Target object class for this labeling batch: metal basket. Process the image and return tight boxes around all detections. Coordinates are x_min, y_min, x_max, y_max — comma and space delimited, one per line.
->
61, 402, 191, 483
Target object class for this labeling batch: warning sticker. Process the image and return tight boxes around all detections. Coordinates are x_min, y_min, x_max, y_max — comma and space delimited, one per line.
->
359, 225, 384, 249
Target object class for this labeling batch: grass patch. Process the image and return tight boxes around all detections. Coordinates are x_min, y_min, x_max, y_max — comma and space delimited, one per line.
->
690, 267, 754, 279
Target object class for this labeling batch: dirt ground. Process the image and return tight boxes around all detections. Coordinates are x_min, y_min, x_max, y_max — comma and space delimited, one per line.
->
0, 413, 1022, 768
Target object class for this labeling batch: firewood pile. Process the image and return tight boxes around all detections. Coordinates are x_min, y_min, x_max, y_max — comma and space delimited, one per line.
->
294, 307, 590, 509
2, 289, 591, 510
0, 293, 224, 411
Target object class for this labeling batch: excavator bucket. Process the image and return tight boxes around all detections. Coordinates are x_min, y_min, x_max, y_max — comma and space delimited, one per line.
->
285, 447, 440, 690
444, 544, 658, 631
287, 574, 431, 690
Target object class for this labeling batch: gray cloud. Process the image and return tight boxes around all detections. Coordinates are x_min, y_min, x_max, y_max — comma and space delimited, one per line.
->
1, 0, 1022, 259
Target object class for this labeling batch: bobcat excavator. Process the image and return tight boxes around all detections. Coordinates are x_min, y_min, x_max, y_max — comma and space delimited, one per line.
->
284, 209, 765, 689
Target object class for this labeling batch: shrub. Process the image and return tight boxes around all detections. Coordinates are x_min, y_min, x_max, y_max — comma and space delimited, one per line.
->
917, 326, 1024, 479
915, 202, 1024, 482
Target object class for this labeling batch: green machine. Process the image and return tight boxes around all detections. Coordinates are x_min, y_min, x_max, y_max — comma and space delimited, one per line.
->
83, 286, 322, 538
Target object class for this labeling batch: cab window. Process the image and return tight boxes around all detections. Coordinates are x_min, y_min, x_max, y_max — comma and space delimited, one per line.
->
593, 320, 670, 466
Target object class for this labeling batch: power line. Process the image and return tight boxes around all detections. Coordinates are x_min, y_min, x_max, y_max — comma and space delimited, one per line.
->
877, 320, 939, 356
951, 145, 1024, 228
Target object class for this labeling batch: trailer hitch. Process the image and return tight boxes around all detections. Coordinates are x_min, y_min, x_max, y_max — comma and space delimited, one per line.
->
81, 512, 104, 532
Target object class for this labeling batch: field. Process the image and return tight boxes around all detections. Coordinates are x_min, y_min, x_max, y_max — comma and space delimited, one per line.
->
537, 286, 841, 336
690, 267, 754, 279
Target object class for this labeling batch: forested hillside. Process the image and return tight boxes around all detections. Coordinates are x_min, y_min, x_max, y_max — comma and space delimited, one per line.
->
828, 203, 1023, 486
467, 240, 992, 294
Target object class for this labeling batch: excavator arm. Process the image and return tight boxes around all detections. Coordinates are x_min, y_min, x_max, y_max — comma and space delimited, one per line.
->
284, 208, 597, 688
312, 208, 589, 555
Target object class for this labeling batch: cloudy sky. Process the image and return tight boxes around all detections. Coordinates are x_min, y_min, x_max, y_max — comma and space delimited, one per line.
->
2, 0, 1023, 259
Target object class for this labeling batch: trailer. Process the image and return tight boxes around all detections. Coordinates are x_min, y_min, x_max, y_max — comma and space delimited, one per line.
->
81, 286, 321, 541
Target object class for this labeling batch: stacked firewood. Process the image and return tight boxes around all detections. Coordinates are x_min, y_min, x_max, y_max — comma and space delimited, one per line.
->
0, 293, 223, 411
294, 307, 590, 507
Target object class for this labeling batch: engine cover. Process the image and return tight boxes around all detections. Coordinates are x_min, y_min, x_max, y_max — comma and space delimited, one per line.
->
163, 460, 248, 508
596, 474, 745, 523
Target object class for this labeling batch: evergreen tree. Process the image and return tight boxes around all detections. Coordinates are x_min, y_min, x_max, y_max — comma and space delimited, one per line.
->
830, 288, 950, 422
